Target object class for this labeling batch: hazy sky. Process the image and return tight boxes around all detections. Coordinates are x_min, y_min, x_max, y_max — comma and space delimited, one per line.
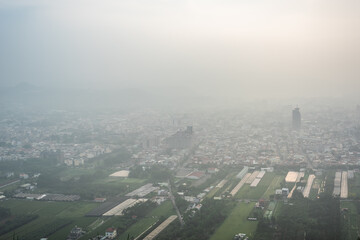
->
0, 0, 359, 100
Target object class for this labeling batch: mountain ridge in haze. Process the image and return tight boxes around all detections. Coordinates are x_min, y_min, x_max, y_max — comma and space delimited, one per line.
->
0, 82, 217, 111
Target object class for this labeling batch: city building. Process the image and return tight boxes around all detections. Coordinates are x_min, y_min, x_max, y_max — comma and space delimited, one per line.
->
164, 126, 193, 149
292, 107, 301, 130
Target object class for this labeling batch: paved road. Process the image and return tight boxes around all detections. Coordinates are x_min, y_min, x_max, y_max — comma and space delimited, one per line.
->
0, 179, 20, 189
168, 180, 185, 227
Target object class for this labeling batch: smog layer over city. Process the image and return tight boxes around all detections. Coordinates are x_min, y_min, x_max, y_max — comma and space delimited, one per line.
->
0, 1, 360, 240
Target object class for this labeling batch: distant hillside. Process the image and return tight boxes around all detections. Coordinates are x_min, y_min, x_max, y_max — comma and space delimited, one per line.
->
0, 83, 216, 112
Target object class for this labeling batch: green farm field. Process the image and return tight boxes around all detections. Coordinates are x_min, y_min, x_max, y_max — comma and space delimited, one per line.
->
273, 201, 283, 218
0, 180, 22, 192
58, 168, 97, 181
95, 177, 147, 185
261, 174, 285, 199
118, 201, 175, 240
210, 202, 258, 240
340, 201, 359, 240
235, 173, 275, 199
206, 187, 220, 199
348, 173, 360, 198
78, 217, 132, 240
0, 199, 99, 240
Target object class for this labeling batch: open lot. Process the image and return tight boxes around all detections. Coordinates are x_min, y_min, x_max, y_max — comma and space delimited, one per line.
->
109, 170, 130, 177
285, 171, 299, 183
210, 202, 258, 240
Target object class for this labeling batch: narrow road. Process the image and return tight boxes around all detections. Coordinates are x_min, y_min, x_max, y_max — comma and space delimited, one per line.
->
0, 179, 20, 189
167, 180, 185, 227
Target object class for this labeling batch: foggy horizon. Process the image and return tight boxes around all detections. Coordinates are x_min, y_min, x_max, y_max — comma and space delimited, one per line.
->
1, 0, 360, 104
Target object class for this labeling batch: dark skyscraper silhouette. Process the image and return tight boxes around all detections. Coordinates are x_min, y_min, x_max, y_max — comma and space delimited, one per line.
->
292, 107, 301, 130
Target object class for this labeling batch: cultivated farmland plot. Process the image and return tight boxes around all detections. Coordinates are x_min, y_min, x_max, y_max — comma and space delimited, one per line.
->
230, 173, 251, 197
236, 173, 276, 199
0, 200, 99, 240
143, 215, 178, 240
210, 202, 258, 240
303, 174, 315, 198
126, 183, 159, 197
341, 171, 348, 199
246, 171, 260, 184
103, 198, 147, 216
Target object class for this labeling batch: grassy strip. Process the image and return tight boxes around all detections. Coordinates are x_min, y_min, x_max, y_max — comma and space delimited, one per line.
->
23, 219, 73, 240
262, 175, 284, 199
340, 201, 359, 240
0, 215, 38, 237
206, 187, 220, 199
118, 201, 174, 240
236, 173, 275, 199
210, 202, 258, 240
0, 200, 99, 240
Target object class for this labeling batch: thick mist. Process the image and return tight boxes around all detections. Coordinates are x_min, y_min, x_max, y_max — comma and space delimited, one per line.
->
1, 0, 359, 105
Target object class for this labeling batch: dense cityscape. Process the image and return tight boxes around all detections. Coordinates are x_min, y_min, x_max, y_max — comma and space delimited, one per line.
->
2, 105, 360, 167
1, 104, 360, 239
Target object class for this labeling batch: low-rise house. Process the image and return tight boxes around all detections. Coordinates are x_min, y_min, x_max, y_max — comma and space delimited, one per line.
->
105, 228, 117, 239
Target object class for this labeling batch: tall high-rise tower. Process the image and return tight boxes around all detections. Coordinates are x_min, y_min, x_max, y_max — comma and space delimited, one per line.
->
292, 107, 301, 130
